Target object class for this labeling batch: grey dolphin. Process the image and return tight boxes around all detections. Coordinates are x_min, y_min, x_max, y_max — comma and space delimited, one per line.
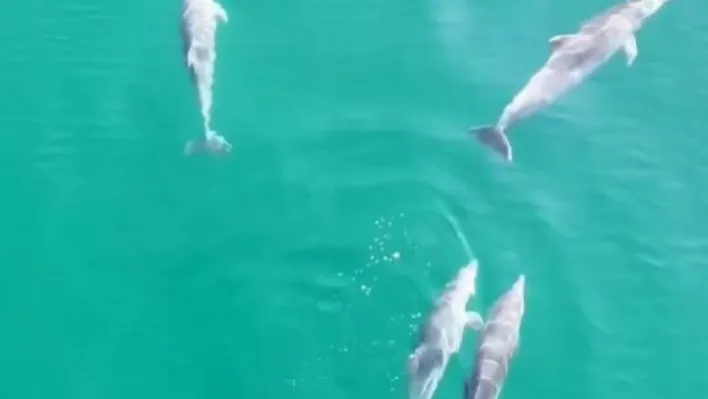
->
181, 0, 232, 155
464, 275, 526, 399
471, 0, 671, 161
408, 261, 484, 399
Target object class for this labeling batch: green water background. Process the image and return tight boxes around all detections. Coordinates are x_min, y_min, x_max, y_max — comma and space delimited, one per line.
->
1, 0, 707, 398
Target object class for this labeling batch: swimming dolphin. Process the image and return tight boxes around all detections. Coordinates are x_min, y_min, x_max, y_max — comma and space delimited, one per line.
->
471, 0, 671, 161
408, 261, 484, 399
181, 0, 232, 155
464, 275, 526, 399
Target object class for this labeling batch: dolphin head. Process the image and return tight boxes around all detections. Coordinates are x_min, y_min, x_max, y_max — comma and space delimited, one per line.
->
407, 345, 446, 399
512, 274, 525, 293
504, 274, 526, 315
486, 274, 525, 330
629, 0, 671, 20
507, 274, 525, 304
453, 260, 479, 298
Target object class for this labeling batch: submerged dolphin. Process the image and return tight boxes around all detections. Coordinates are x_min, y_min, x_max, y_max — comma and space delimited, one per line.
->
408, 261, 484, 399
471, 0, 671, 161
464, 275, 526, 399
181, 0, 232, 155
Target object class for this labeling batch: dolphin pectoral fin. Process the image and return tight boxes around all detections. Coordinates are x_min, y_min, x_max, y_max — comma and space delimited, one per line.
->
407, 346, 424, 373
213, 2, 229, 23
204, 130, 233, 154
549, 34, 575, 51
407, 352, 418, 373
465, 312, 484, 330
622, 35, 638, 66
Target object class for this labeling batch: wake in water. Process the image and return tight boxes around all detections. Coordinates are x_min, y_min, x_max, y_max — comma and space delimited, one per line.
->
435, 200, 475, 262
181, 0, 232, 155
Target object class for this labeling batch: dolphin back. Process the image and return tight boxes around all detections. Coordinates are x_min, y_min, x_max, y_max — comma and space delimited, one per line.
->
409, 344, 446, 399
464, 276, 525, 399
578, 3, 629, 34
464, 350, 509, 399
410, 344, 445, 376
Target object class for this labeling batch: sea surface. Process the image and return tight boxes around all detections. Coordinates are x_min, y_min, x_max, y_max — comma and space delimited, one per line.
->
1, 0, 707, 398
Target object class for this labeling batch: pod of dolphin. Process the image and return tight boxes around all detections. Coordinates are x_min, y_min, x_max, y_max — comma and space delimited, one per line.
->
179, 0, 671, 398
410, 2, 671, 397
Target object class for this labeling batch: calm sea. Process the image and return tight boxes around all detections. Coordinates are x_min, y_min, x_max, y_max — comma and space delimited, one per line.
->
1, 0, 707, 398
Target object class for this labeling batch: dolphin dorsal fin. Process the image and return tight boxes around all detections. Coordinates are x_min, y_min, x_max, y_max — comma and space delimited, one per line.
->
549, 34, 575, 51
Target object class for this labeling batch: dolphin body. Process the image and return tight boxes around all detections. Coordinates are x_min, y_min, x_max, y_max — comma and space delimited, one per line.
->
464, 275, 526, 399
181, 0, 232, 155
408, 261, 484, 399
472, 0, 671, 161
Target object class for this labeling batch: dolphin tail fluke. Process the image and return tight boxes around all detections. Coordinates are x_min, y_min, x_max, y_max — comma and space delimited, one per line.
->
184, 138, 209, 155
472, 126, 512, 162
205, 129, 233, 152
184, 132, 233, 156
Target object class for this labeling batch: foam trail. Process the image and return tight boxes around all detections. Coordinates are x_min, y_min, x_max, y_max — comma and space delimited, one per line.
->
435, 200, 475, 261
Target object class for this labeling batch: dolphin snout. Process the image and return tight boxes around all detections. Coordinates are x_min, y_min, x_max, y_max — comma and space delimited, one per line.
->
459, 260, 478, 279
457, 264, 478, 291
513, 275, 526, 293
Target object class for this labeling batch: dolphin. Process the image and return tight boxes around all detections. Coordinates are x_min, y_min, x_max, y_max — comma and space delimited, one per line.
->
180, 0, 232, 155
471, 0, 671, 161
464, 275, 526, 399
408, 261, 484, 399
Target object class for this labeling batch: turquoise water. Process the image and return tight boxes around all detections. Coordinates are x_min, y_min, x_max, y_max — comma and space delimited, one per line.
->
1, 0, 707, 398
